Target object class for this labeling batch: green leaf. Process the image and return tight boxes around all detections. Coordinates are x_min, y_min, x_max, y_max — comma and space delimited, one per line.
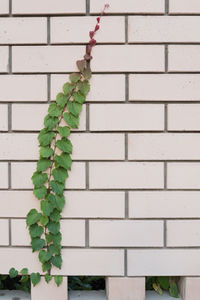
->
49, 244, 61, 255
51, 232, 62, 246
56, 137, 72, 154
57, 126, 70, 137
67, 101, 82, 117
54, 275, 63, 287
78, 80, 90, 96
39, 250, 51, 263
83, 65, 92, 80
44, 114, 59, 130
37, 159, 51, 172
76, 60, 86, 73
51, 255, 62, 269
63, 82, 75, 96
40, 147, 54, 158
33, 186, 47, 200
56, 93, 69, 108
50, 209, 61, 222
30, 273, 41, 287
47, 221, 60, 235
44, 274, 52, 284
73, 91, 85, 104
38, 129, 55, 147
157, 277, 170, 291
31, 238, 45, 252
9, 268, 18, 278
48, 194, 65, 212
26, 209, 41, 226
55, 195, 65, 211
40, 215, 49, 226
54, 153, 72, 170
42, 261, 51, 272
63, 112, 79, 128
20, 268, 28, 275
48, 103, 62, 117
29, 224, 44, 238
20, 275, 29, 283
169, 282, 179, 298
52, 167, 68, 183
41, 200, 54, 217
47, 193, 57, 207
70, 72, 81, 83
153, 283, 163, 296
32, 171, 48, 188
50, 180, 64, 195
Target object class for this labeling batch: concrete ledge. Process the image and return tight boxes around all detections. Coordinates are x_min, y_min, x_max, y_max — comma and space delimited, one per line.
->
0, 290, 182, 299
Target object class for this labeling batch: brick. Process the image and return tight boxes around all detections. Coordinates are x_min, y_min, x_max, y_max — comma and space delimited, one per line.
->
168, 104, 200, 131
91, 45, 165, 72
106, 277, 145, 300
12, 0, 85, 15
129, 191, 200, 218
12, 46, 85, 73
11, 162, 85, 189
169, 45, 200, 72
0, 248, 42, 274
128, 133, 200, 160
51, 16, 125, 44
71, 133, 125, 160
11, 219, 85, 247
31, 277, 68, 300
0, 163, 8, 188
167, 220, 200, 247
12, 104, 86, 131
90, 0, 165, 14
169, 0, 200, 14
0, 191, 124, 218
0, 75, 47, 102
0, 47, 9, 73
33, 279, 68, 300
0, 133, 38, 160
0, 105, 8, 131
0, 0, 9, 15
0, 219, 9, 246
89, 220, 164, 247
129, 74, 200, 101
89, 162, 164, 189
0, 191, 39, 217
51, 249, 124, 276
179, 277, 200, 300
51, 74, 125, 102
61, 220, 85, 247
128, 249, 200, 276
90, 104, 164, 131
11, 219, 30, 246
63, 191, 125, 218
168, 163, 200, 189
129, 16, 200, 43
0, 18, 47, 44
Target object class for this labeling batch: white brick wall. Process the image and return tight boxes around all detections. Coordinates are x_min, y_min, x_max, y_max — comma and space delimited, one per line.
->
169, 0, 200, 14
0, 18, 47, 44
0, 0, 199, 278
0, 0, 9, 15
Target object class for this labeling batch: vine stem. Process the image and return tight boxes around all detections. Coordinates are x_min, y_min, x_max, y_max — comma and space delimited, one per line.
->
44, 81, 81, 266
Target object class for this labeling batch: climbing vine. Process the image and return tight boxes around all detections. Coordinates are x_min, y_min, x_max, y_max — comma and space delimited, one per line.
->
9, 5, 109, 287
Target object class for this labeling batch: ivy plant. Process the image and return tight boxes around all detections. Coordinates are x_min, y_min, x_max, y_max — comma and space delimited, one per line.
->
9, 4, 109, 287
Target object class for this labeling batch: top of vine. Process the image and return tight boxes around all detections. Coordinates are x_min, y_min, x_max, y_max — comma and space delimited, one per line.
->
76, 3, 110, 73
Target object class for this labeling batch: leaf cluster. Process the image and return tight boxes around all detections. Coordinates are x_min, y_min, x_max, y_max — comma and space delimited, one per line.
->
9, 60, 91, 286
146, 276, 179, 298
